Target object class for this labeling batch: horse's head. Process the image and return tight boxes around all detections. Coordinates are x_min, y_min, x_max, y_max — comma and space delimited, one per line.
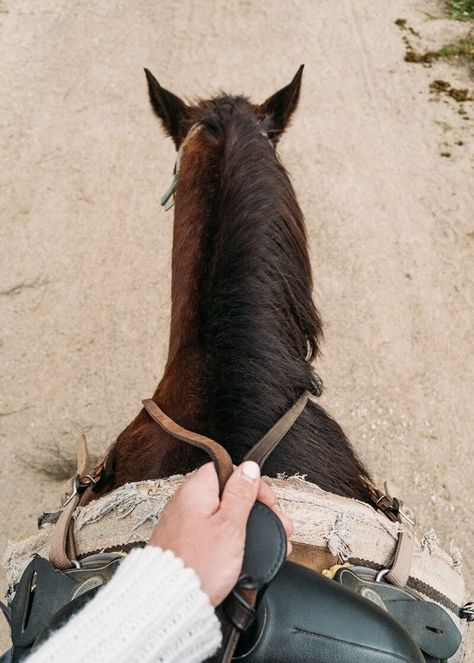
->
143, 66, 304, 149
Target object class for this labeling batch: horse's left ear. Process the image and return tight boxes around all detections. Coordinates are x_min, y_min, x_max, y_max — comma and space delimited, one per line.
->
144, 68, 189, 148
258, 65, 304, 143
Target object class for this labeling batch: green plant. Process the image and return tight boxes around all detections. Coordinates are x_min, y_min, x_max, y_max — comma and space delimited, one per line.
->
437, 35, 474, 60
446, 0, 474, 20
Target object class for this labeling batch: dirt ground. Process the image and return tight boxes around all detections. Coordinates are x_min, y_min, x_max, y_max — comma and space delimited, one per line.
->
1, 0, 473, 657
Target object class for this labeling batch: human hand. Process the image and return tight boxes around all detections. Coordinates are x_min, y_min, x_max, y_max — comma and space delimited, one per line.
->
149, 461, 293, 606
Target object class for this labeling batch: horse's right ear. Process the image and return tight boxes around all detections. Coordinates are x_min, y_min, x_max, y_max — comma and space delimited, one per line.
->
258, 65, 304, 143
144, 69, 188, 148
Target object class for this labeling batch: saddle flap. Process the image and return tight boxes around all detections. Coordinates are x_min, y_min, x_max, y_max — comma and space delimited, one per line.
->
235, 561, 427, 663
9, 553, 125, 652
335, 567, 462, 660
10, 556, 77, 648
389, 600, 462, 660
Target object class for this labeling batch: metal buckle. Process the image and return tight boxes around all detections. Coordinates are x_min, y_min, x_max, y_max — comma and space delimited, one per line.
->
310, 374, 324, 397
375, 493, 391, 507
398, 504, 416, 527
373, 484, 416, 527
81, 474, 97, 486
62, 476, 80, 507
62, 474, 97, 507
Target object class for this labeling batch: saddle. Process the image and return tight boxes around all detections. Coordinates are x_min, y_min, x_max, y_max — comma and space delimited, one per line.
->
1, 392, 470, 662
2, 552, 453, 663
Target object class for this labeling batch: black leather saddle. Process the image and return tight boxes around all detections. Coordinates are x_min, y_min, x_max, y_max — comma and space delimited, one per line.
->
0, 555, 433, 663
0, 548, 461, 663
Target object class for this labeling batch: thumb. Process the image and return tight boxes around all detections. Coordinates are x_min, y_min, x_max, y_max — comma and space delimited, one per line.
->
218, 461, 261, 531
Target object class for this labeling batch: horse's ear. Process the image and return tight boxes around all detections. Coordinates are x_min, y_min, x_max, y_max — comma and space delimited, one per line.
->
258, 65, 304, 143
144, 69, 188, 148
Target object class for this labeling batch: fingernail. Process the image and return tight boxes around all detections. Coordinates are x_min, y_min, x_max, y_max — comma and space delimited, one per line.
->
241, 461, 260, 483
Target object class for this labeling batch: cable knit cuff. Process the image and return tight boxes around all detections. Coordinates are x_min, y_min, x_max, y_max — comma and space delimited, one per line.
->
27, 546, 222, 663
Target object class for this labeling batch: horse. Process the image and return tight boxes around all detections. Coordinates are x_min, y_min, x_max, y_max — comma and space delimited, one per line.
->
3, 68, 468, 663
102, 65, 373, 504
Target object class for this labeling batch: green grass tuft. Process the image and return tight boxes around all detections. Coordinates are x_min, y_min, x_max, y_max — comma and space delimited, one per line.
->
446, 0, 474, 21
436, 36, 474, 60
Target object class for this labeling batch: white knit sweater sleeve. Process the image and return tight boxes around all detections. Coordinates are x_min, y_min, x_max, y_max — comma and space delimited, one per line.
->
26, 546, 222, 663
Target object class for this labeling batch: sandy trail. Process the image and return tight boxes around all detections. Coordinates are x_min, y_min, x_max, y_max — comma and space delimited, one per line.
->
1, 0, 473, 656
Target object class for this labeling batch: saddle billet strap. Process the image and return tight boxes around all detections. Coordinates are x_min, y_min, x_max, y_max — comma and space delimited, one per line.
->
49, 435, 101, 570
346, 557, 464, 619
49, 484, 95, 570
142, 399, 234, 497
361, 478, 416, 588
385, 508, 415, 587
212, 586, 258, 663
243, 391, 310, 467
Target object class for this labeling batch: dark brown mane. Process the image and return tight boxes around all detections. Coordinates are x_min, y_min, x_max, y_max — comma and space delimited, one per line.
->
189, 101, 369, 496
195, 104, 322, 447
107, 75, 372, 501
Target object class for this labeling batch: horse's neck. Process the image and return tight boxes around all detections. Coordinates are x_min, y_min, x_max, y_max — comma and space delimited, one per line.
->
156, 134, 318, 458
111, 130, 371, 498
153, 137, 218, 430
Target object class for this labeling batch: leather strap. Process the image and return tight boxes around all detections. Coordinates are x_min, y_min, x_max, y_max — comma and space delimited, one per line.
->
362, 479, 416, 588
142, 399, 234, 497
141, 395, 305, 663
61, 435, 89, 504
386, 500, 416, 587
335, 567, 462, 660
243, 391, 309, 467
49, 436, 99, 570
49, 484, 94, 570
214, 586, 257, 663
